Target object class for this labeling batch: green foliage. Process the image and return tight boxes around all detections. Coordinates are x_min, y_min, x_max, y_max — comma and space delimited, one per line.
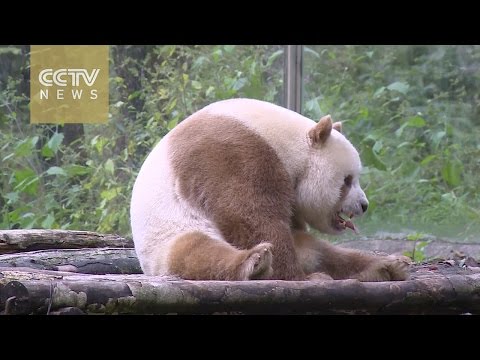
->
403, 232, 429, 262
0, 45, 284, 235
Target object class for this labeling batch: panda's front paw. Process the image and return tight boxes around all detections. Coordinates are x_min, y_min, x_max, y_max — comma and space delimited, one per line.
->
383, 254, 412, 280
357, 255, 411, 282
306, 272, 334, 281
241, 242, 273, 280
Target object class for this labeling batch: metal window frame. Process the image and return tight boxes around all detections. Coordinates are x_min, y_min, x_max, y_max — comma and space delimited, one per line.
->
283, 45, 304, 114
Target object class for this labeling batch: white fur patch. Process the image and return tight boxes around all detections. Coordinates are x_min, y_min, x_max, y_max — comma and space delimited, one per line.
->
130, 133, 225, 275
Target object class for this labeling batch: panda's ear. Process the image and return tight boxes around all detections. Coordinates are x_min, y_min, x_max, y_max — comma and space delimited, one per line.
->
332, 121, 342, 133
308, 115, 332, 145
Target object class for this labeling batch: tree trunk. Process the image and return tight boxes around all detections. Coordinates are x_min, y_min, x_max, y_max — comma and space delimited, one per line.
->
0, 230, 133, 254
0, 248, 140, 274
1, 265, 479, 315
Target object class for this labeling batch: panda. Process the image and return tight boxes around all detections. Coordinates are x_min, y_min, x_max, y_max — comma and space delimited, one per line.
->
130, 98, 410, 281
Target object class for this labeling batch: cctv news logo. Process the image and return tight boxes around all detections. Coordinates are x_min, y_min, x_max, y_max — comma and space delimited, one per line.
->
38, 68, 100, 100
30, 45, 109, 124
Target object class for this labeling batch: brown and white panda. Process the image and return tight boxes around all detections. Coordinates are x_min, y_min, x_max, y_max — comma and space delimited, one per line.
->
130, 98, 410, 281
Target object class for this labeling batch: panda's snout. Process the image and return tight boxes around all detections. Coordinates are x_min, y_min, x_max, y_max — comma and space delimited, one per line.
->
361, 201, 368, 213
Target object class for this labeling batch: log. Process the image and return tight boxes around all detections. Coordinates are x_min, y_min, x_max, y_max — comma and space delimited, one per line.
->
1, 265, 479, 315
0, 230, 133, 254
0, 248, 141, 274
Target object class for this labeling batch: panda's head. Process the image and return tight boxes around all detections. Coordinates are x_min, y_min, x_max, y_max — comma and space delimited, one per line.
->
296, 115, 369, 235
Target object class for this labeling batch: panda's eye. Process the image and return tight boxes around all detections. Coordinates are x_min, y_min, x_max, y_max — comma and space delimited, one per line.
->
344, 175, 353, 187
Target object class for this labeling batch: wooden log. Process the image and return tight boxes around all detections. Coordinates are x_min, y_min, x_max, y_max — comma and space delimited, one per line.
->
0, 248, 141, 274
0, 230, 133, 254
1, 265, 479, 315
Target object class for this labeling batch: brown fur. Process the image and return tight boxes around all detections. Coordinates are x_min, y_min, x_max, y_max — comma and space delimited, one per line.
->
168, 231, 273, 280
294, 230, 410, 281
339, 178, 351, 202
308, 115, 332, 144
169, 115, 305, 280
332, 121, 342, 133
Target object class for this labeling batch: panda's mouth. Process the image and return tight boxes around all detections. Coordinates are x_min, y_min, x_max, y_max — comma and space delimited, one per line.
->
333, 212, 358, 234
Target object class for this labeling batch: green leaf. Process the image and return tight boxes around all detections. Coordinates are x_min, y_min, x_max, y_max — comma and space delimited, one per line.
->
357, 107, 369, 119
41, 214, 55, 229
14, 168, 36, 183
445, 123, 454, 137
167, 118, 178, 130
191, 80, 202, 90
192, 56, 209, 70
101, 187, 121, 201
21, 212, 36, 229
303, 47, 320, 58
2, 153, 14, 162
212, 48, 223, 62
387, 81, 409, 94
441, 192, 455, 202
430, 48, 446, 61
413, 250, 425, 262
42, 132, 64, 158
431, 131, 446, 147
127, 91, 141, 101
232, 78, 247, 91
46, 166, 67, 176
164, 99, 177, 114
13, 168, 39, 195
91, 135, 107, 155
48, 132, 64, 152
395, 123, 408, 137
305, 98, 322, 118
266, 49, 285, 67
420, 154, 437, 166
104, 159, 115, 175
4, 192, 19, 205
372, 140, 383, 153
407, 232, 425, 241
406, 115, 426, 128
64, 164, 91, 177
15, 136, 39, 157
41, 146, 54, 158
206, 86, 215, 97
397, 141, 411, 149
373, 86, 386, 98
362, 146, 387, 171
441, 160, 463, 187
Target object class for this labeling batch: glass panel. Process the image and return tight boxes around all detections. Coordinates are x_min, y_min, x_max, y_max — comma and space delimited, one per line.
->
0, 45, 284, 234
303, 45, 480, 243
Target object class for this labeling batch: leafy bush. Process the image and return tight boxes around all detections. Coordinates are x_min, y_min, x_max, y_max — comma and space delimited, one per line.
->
0, 45, 284, 235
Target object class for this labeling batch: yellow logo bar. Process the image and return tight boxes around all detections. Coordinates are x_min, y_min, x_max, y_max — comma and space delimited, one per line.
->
30, 45, 109, 124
